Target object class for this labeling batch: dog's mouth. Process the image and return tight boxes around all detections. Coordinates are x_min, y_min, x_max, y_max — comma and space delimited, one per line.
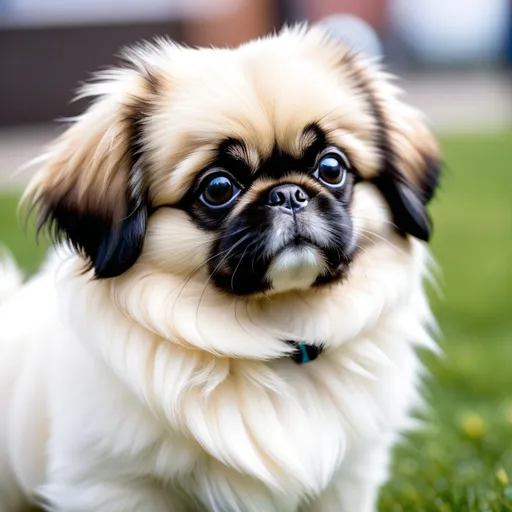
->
266, 239, 328, 293
276, 233, 316, 254
271, 225, 322, 254
210, 211, 355, 296
265, 219, 357, 292
290, 233, 313, 247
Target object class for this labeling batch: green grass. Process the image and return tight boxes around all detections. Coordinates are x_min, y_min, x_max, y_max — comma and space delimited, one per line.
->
0, 196, 48, 274
379, 132, 512, 511
0, 132, 511, 510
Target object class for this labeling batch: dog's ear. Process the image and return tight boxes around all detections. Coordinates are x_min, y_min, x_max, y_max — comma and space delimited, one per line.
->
370, 92, 441, 242
314, 27, 442, 242
25, 68, 153, 278
364, 65, 441, 242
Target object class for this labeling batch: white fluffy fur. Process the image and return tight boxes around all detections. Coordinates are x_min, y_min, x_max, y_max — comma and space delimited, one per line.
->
0, 27, 438, 512
0, 249, 23, 306
0, 192, 435, 512
266, 246, 326, 292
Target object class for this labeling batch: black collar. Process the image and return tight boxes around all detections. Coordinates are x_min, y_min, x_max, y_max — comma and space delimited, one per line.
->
285, 341, 323, 364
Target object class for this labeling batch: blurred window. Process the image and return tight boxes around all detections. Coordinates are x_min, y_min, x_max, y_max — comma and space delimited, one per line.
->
0, 0, 239, 27
390, 0, 510, 63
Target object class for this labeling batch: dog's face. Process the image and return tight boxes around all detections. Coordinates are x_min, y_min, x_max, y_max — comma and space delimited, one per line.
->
27, 27, 440, 297
175, 125, 357, 295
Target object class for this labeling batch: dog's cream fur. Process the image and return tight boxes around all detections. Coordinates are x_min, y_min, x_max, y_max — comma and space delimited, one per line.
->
0, 26, 438, 512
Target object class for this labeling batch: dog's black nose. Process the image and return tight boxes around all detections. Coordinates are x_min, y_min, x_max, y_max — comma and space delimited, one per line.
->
267, 184, 309, 212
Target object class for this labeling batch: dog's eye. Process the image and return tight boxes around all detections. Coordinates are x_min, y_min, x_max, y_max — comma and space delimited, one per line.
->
315, 152, 349, 187
201, 174, 240, 208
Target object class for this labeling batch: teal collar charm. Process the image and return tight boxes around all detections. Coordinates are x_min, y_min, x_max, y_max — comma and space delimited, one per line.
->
286, 341, 323, 364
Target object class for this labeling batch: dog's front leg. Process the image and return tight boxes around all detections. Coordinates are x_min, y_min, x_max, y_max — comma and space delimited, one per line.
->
303, 437, 393, 512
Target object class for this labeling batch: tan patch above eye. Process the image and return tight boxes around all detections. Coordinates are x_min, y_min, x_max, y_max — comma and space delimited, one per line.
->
151, 144, 217, 206
226, 145, 260, 172
323, 128, 381, 179
295, 128, 318, 158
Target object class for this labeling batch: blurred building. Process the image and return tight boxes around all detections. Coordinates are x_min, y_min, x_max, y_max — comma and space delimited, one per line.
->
0, 0, 272, 125
0, 0, 510, 127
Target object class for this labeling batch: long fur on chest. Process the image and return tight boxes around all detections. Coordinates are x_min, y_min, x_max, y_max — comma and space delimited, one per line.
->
46, 237, 434, 496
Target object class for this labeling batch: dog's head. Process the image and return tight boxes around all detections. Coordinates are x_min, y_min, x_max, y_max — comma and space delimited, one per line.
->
27, 26, 440, 297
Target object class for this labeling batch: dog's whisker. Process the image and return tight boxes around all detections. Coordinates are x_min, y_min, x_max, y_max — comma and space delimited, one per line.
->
230, 245, 249, 292
356, 228, 408, 257
351, 214, 399, 229
194, 233, 253, 335
166, 227, 252, 314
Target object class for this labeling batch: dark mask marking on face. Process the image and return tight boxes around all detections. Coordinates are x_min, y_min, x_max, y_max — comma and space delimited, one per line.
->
171, 124, 358, 295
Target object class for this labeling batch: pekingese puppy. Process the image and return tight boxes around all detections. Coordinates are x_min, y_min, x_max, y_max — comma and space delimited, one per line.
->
0, 25, 440, 512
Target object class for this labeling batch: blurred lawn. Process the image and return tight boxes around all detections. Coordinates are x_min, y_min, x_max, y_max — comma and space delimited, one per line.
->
0, 132, 511, 510
380, 132, 512, 511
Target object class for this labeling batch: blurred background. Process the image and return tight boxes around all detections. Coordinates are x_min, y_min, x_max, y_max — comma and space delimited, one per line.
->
0, 1, 511, 510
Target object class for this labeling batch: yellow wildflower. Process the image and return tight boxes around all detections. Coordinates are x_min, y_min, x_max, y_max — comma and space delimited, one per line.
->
496, 467, 509, 487
461, 413, 485, 440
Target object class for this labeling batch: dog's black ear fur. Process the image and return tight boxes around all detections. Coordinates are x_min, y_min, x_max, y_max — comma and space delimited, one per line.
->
92, 194, 148, 279
326, 40, 442, 242
40, 162, 148, 279
369, 93, 441, 242
372, 153, 441, 242
26, 68, 152, 278
372, 173, 433, 242
370, 85, 441, 242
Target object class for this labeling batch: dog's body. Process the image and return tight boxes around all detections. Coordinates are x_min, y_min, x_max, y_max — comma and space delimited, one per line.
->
0, 26, 439, 512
